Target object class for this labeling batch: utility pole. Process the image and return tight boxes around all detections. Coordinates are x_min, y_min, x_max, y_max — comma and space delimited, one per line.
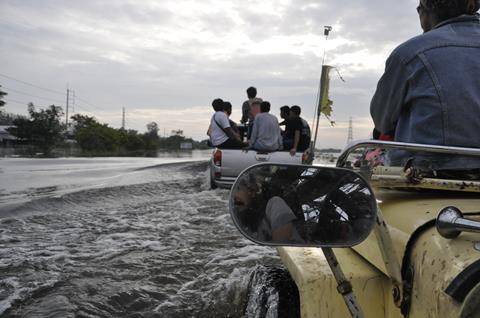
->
347, 117, 353, 145
122, 107, 126, 130
65, 87, 70, 126
71, 90, 75, 113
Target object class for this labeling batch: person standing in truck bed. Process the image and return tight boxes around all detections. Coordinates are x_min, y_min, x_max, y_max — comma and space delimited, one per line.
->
371, 0, 480, 149
249, 101, 282, 152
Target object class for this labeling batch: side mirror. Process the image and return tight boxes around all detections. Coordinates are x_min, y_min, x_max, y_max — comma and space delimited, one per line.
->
229, 164, 377, 247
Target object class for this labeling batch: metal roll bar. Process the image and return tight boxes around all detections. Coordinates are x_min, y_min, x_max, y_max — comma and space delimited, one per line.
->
336, 140, 480, 168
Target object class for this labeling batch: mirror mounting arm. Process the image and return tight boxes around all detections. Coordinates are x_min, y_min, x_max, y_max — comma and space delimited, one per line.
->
374, 206, 404, 307
322, 247, 365, 318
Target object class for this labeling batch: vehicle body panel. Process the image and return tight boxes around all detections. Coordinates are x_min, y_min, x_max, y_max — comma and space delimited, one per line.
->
278, 191, 480, 318
210, 148, 303, 188
407, 226, 480, 317
278, 246, 400, 318
353, 190, 480, 275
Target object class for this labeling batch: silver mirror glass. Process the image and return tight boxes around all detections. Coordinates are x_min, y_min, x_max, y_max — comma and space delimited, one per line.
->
229, 164, 377, 247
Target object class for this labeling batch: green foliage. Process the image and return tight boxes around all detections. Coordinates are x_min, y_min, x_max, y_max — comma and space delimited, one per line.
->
71, 114, 148, 155
8, 103, 65, 156
71, 114, 121, 153
146, 122, 159, 137
0, 112, 26, 125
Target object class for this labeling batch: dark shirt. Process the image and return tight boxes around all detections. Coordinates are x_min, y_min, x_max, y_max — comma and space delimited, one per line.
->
241, 100, 250, 124
285, 117, 302, 140
285, 117, 310, 151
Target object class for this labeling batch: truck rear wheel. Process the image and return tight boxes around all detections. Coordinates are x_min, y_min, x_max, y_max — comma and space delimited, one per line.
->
244, 265, 300, 318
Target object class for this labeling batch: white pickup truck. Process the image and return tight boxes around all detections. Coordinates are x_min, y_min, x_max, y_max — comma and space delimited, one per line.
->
209, 148, 312, 189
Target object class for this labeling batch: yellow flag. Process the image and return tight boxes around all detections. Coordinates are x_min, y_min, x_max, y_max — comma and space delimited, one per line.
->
319, 65, 334, 124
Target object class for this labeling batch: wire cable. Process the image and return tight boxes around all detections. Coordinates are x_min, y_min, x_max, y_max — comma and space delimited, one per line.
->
2, 86, 65, 104
0, 73, 65, 96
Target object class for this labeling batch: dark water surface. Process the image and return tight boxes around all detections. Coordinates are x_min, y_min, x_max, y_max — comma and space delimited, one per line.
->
0, 156, 280, 317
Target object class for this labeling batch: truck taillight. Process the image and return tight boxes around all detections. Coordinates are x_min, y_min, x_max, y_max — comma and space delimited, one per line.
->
213, 149, 222, 166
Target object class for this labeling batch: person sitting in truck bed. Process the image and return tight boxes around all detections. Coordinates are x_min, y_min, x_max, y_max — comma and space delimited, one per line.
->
370, 0, 480, 171
249, 101, 282, 152
247, 98, 262, 140
222, 101, 241, 137
282, 105, 310, 156
209, 98, 247, 149
291, 105, 311, 151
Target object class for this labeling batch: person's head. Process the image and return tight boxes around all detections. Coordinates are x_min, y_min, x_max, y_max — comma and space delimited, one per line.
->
212, 98, 224, 112
280, 105, 290, 119
246, 86, 257, 99
417, 0, 480, 32
223, 101, 232, 116
290, 105, 301, 116
251, 98, 262, 117
260, 101, 271, 113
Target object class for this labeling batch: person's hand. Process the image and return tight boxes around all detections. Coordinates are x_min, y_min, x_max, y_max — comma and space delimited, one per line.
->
289, 148, 296, 156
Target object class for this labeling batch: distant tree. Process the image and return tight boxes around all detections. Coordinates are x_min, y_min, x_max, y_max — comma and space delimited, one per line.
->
8, 103, 65, 156
0, 85, 7, 109
171, 129, 183, 137
70, 114, 99, 132
146, 122, 159, 137
143, 122, 159, 152
70, 114, 120, 153
119, 129, 145, 152
0, 112, 26, 125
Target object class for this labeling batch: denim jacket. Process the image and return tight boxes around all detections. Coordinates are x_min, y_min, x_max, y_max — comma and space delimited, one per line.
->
370, 14, 480, 148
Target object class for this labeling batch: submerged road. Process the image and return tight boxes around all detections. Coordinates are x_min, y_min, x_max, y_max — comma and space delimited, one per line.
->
0, 159, 280, 317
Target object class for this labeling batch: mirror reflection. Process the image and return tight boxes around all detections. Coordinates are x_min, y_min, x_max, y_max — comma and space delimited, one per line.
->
230, 164, 377, 247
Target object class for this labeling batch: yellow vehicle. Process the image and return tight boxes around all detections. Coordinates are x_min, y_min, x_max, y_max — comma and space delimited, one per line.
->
229, 140, 480, 318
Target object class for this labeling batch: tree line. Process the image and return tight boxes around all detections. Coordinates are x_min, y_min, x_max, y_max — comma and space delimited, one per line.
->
0, 88, 208, 157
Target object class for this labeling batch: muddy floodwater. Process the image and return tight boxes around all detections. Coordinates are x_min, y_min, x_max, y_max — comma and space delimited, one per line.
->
0, 153, 281, 317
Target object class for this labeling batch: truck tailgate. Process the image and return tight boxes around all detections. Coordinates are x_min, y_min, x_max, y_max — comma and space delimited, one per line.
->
220, 149, 303, 178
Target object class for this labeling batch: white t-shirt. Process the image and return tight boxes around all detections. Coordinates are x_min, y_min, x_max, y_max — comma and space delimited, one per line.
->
210, 111, 230, 146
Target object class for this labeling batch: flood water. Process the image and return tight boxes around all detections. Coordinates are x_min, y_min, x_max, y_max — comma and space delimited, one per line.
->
0, 152, 281, 317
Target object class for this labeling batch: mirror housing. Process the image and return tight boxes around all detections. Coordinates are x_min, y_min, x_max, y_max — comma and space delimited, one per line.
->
229, 164, 377, 247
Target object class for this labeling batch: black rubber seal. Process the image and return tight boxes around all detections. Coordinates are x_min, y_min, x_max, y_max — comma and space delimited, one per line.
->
445, 258, 480, 303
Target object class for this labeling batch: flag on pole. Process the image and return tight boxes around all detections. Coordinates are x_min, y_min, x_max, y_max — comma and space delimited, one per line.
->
319, 65, 334, 125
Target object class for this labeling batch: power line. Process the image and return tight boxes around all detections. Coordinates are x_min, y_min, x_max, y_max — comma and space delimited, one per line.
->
75, 96, 105, 112
2, 85, 65, 104
4, 97, 33, 105
4, 97, 63, 109
0, 72, 65, 96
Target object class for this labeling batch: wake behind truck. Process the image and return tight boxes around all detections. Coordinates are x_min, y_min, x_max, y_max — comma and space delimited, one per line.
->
229, 140, 480, 318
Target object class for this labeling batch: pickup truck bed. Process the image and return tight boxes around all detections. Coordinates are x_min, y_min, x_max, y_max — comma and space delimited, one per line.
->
209, 148, 308, 189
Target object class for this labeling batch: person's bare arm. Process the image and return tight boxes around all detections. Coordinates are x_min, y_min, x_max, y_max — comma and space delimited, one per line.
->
224, 127, 240, 141
206, 124, 212, 137
290, 130, 300, 156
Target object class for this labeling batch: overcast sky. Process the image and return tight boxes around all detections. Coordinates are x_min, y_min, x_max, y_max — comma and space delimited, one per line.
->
0, 0, 421, 148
